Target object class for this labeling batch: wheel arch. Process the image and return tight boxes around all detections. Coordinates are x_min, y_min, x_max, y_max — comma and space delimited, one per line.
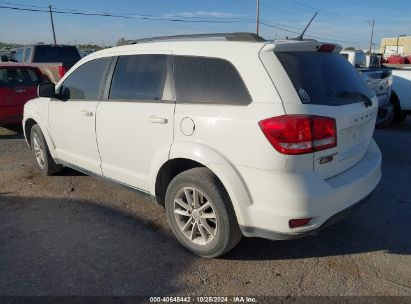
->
151, 142, 253, 226
23, 112, 57, 158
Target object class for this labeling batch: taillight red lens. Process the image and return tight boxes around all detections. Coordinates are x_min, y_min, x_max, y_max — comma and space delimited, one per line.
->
259, 115, 337, 155
312, 116, 337, 151
58, 65, 67, 78
317, 44, 336, 52
289, 218, 312, 228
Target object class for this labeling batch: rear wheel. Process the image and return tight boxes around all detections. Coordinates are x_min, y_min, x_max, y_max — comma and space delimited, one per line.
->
165, 167, 242, 258
30, 124, 63, 176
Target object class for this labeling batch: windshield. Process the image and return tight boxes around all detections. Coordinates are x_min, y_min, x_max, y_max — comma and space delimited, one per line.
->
276, 51, 374, 106
33, 45, 81, 64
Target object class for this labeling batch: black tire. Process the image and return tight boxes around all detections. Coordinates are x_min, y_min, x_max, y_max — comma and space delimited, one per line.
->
165, 167, 242, 258
375, 111, 394, 129
30, 124, 63, 176
390, 93, 407, 123
394, 110, 407, 123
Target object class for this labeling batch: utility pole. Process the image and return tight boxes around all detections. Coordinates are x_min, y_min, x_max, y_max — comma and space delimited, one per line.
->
256, 0, 260, 36
369, 19, 374, 54
49, 5, 57, 45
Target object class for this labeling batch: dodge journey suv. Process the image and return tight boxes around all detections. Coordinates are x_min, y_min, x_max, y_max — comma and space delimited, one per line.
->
23, 33, 382, 257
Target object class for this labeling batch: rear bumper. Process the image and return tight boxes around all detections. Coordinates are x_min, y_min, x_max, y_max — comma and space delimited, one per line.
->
237, 139, 382, 240
0, 106, 23, 126
241, 192, 373, 240
0, 116, 23, 126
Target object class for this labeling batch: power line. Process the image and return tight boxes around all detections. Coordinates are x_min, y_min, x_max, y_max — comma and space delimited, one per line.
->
0, 4, 255, 24
0, 2, 380, 48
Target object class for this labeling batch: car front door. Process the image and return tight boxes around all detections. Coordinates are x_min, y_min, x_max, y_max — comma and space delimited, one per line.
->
96, 52, 175, 192
49, 57, 113, 174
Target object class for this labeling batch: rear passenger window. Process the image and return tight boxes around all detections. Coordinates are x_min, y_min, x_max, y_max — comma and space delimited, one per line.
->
109, 55, 168, 101
173, 56, 251, 105
60, 57, 112, 100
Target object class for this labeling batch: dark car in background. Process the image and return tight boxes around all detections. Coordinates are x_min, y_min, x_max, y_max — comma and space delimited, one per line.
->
0, 64, 49, 126
13, 44, 81, 83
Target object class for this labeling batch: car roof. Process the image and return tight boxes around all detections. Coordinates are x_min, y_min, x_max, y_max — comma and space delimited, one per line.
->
87, 38, 340, 61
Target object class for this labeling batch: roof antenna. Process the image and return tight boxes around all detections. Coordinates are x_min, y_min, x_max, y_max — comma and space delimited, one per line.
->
296, 12, 318, 41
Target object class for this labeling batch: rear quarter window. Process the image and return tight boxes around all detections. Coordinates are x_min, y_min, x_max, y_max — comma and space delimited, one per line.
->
173, 56, 251, 105
276, 51, 374, 106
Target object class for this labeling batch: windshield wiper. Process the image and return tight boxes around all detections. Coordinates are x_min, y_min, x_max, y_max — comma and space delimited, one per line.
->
335, 91, 373, 107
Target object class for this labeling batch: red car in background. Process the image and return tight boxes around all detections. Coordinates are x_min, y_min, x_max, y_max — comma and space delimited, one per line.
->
0, 64, 49, 126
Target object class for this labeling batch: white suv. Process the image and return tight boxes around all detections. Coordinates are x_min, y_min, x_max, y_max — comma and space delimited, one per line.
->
23, 33, 382, 257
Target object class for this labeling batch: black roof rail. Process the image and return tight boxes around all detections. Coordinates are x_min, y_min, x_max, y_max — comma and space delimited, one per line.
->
128, 32, 266, 44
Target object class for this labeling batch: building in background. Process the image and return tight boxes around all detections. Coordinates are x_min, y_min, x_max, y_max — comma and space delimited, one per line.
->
380, 36, 411, 57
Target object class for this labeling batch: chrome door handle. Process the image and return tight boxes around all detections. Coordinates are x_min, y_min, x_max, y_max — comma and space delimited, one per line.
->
148, 116, 168, 124
81, 110, 93, 117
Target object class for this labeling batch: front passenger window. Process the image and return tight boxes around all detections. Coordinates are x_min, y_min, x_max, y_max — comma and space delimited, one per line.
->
59, 57, 112, 100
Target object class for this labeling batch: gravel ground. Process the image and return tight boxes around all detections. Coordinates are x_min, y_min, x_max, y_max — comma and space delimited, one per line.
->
0, 120, 410, 297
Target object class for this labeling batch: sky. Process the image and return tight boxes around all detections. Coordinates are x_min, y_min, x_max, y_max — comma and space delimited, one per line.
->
0, 0, 410, 50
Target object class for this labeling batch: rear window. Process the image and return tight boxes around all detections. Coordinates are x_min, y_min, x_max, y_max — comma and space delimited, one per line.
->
276, 51, 374, 106
0, 67, 43, 87
32, 45, 81, 64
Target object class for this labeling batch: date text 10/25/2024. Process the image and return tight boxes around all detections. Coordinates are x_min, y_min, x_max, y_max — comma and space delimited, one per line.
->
149, 296, 258, 303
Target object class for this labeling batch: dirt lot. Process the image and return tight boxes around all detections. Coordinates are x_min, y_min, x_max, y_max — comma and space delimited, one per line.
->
0, 120, 410, 297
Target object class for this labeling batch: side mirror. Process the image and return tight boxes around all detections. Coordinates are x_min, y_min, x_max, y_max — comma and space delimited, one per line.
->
60, 86, 71, 100
38, 82, 55, 98
0, 55, 8, 62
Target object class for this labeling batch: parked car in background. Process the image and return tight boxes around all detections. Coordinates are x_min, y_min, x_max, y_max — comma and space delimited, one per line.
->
341, 49, 394, 127
23, 33, 381, 257
383, 64, 411, 123
0, 63, 49, 126
79, 49, 96, 58
0, 49, 16, 62
13, 44, 81, 83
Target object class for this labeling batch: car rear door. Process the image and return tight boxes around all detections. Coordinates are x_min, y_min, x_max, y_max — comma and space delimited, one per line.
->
95, 52, 175, 192
49, 57, 113, 174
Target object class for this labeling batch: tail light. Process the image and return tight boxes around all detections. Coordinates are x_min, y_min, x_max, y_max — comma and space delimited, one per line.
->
258, 115, 337, 155
58, 65, 68, 78
317, 44, 335, 52
289, 218, 312, 228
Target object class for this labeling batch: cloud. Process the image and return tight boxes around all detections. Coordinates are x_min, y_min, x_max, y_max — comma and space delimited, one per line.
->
163, 11, 242, 19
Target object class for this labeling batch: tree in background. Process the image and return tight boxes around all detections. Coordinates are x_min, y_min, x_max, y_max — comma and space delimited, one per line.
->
117, 38, 127, 46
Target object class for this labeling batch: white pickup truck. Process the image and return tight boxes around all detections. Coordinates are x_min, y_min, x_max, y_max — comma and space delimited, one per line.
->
384, 64, 411, 122
342, 49, 411, 124
341, 50, 394, 127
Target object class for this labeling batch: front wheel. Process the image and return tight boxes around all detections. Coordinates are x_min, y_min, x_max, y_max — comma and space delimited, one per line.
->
30, 124, 63, 176
165, 168, 242, 258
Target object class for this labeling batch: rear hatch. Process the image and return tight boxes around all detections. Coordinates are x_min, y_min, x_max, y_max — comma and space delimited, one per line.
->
0, 66, 43, 120
275, 47, 377, 179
